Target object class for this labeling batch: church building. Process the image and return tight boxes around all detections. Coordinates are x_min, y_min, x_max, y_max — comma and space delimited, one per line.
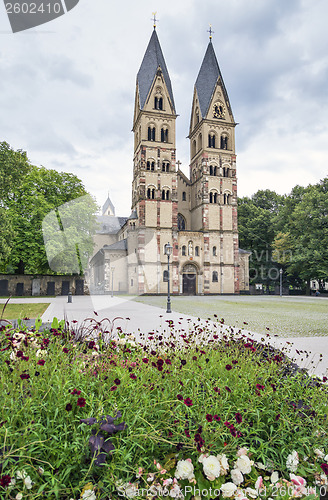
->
89, 26, 250, 295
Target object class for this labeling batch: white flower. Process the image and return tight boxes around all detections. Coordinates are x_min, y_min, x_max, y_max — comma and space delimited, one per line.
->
314, 448, 325, 458
286, 451, 299, 472
10, 351, 17, 361
38, 467, 44, 475
221, 482, 237, 498
218, 454, 229, 474
82, 489, 97, 500
245, 487, 258, 498
231, 468, 244, 485
235, 455, 253, 474
325, 454, 328, 462
16, 470, 27, 480
202, 455, 222, 481
16, 494, 23, 500
175, 459, 195, 481
24, 475, 33, 489
36, 349, 47, 357
198, 453, 209, 463
271, 471, 279, 484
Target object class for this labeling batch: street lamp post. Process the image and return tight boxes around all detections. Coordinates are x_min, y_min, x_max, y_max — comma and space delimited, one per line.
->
111, 266, 115, 298
279, 268, 283, 297
164, 243, 173, 313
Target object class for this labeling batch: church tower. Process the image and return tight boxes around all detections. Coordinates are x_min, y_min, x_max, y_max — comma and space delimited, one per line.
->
188, 37, 239, 293
130, 26, 179, 294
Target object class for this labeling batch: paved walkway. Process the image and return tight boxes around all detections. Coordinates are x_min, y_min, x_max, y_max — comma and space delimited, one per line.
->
36, 295, 328, 379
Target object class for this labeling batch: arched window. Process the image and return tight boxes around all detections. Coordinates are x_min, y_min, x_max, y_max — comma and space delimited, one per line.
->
182, 245, 186, 256
224, 193, 231, 205
212, 271, 218, 282
208, 133, 216, 148
210, 192, 213, 203
162, 189, 166, 200
147, 187, 155, 200
148, 126, 155, 141
154, 96, 163, 110
192, 140, 196, 157
178, 213, 186, 231
161, 128, 168, 143
198, 133, 202, 151
162, 161, 170, 172
182, 191, 186, 201
166, 190, 170, 200
195, 109, 199, 124
195, 246, 199, 257
209, 165, 217, 176
213, 246, 217, 256
223, 167, 230, 178
147, 161, 150, 170
210, 192, 218, 204
147, 161, 155, 171
221, 134, 228, 150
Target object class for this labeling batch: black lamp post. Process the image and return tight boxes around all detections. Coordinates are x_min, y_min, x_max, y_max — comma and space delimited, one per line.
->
280, 268, 283, 297
164, 243, 173, 313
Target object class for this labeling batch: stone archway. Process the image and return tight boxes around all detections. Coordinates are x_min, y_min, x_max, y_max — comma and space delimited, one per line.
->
182, 263, 198, 295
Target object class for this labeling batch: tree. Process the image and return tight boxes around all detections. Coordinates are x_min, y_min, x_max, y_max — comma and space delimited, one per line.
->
0, 142, 32, 270
7, 165, 98, 274
0, 141, 98, 275
238, 191, 283, 289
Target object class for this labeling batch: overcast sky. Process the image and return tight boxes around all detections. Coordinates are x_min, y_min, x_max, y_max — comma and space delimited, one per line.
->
0, 0, 327, 216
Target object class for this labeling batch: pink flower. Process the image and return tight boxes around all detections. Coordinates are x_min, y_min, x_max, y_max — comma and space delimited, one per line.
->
255, 476, 263, 490
290, 474, 306, 487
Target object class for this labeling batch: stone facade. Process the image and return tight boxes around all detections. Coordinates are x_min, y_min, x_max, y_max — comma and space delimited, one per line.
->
0, 274, 87, 297
88, 29, 250, 295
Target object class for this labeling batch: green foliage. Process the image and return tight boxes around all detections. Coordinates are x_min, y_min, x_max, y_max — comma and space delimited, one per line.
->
0, 321, 327, 498
238, 180, 328, 291
0, 141, 98, 274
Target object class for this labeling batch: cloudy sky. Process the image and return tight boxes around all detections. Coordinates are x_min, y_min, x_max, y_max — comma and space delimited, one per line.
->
0, 0, 327, 216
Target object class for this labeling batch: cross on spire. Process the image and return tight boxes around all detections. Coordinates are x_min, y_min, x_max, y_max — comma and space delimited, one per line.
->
176, 160, 182, 170
207, 24, 214, 40
152, 12, 158, 29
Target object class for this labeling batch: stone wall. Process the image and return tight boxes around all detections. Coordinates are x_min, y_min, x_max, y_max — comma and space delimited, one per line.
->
0, 275, 88, 297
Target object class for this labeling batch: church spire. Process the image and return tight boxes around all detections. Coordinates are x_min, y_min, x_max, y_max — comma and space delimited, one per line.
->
136, 29, 176, 113
195, 40, 233, 120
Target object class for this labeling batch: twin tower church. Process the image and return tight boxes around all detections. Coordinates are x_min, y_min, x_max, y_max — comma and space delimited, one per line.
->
88, 26, 250, 295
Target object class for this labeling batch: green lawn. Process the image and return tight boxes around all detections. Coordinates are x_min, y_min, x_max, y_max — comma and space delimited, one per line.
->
0, 303, 49, 320
134, 295, 328, 337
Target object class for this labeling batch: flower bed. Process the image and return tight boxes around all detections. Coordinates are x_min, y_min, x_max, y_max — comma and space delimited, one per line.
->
0, 317, 328, 499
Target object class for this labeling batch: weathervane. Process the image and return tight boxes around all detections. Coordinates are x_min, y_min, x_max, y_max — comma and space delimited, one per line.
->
208, 24, 214, 40
152, 12, 158, 29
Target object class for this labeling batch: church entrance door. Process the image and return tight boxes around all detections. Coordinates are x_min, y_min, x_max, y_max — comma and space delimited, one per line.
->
182, 264, 197, 295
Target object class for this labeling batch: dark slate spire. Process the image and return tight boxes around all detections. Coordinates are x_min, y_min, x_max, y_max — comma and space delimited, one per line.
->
195, 40, 232, 119
137, 29, 176, 113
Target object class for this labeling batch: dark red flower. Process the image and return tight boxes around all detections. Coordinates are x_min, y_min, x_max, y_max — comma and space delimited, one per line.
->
114, 378, 121, 385
230, 427, 237, 437
177, 394, 183, 401
77, 397, 86, 407
232, 360, 238, 365
110, 385, 117, 391
183, 397, 193, 407
168, 431, 173, 437
88, 341, 96, 349
65, 403, 72, 411
142, 358, 149, 363
20, 373, 30, 380
192, 356, 197, 361
63, 348, 69, 353
0, 475, 11, 487
181, 360, 187, 366
323, 377, 327, 383
37, 360, 45, 366
71, 389, 81, 395
235, 413, 242, 424
130, 374, 137, 380
206, 414, 213, 422
256, 384, 265, 391
179, 381, 184, 386
22, 356, 29, 361
275, 414, 280, 421
213, 387, 220, 393
213, 415, 221, 422
225, 364, 232, 371
184, 429, 191, 438
271, 384, 277, 392
320, 464, 328, 475
225, 386, 231, 392
16, 350, 23, 358
165, 358, 172, 365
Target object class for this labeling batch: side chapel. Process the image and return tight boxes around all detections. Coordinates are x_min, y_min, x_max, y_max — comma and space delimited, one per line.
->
89, 26, 250, 295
